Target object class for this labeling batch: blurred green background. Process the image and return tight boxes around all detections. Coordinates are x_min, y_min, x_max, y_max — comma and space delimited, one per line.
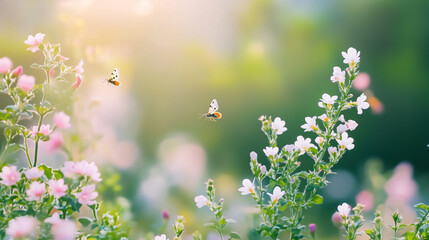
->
1, 0, 429, 239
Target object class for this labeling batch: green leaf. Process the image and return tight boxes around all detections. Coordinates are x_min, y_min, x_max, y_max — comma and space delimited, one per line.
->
415, 203, 429, 211
78, 217, 93, 227
311, 194, 323, 205
53, 170, 63, 179
219, 217, 227, 227
39, 165, 53, 179
229, 232, 241, 239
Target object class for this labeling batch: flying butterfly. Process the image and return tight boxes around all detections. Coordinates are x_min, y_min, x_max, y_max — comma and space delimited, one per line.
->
106, 68, 121, 86
200, 99, 222, 121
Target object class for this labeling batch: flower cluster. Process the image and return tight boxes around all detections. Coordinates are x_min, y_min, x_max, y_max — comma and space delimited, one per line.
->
194, 179, 240, 240
0, 33, 128, 239
233, 47, 369, 239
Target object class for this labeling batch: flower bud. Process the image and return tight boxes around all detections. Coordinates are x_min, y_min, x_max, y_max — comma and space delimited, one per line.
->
161, 210, 170, 220
11, 66, 23, 78
250, 151, 257, 161
308, 223, 316, 234
49, 68, 55, 79
71, 74, 82, 89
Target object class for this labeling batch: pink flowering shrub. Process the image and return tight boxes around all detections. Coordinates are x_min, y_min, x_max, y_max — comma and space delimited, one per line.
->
0, 34, 127, 239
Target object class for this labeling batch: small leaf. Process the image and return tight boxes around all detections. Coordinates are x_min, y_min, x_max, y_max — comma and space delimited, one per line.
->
229, 232, 241, 239
311, 194, 323, 205
39, 165, 53, 179
415, 203, 429, 211
78, 217, 93, 227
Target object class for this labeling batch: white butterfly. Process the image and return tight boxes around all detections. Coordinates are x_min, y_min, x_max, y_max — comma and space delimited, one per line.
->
107, 68, 121, 86
201, 99, 222, 121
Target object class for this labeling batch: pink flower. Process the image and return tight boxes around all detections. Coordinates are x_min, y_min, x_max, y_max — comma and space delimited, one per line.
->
54, 112, 71, 129
24, 167, 44, 180
162, 210, 170, 220
385, 162, 416, 204
61, 162, 75, 178
331, 212, 342, 225
30, 124, 51, 137
51, 219, 76, 240
45, 212, 62, 225
48, 179, 68, 198
26, 182, 46, 201
73, 160, 102, 182
24, 33, 45, 52
75, 184, 98, 205
17, 74, 35, 92
40, 124, 51, 135
356, 190, 374, 212
308, 223, 316, 234
11, 66, 23, 78
0, 57, 13, 74
6, 216, 39, 239
71, 74, 82, 89
353, 73, 370, 90
0, 166, 20, 186
48, 132, 64, 152
74, 59, 84, 74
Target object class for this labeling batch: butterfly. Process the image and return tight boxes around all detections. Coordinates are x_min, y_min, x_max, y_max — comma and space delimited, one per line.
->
106, 68, 121, 86
201, 99, 222, 121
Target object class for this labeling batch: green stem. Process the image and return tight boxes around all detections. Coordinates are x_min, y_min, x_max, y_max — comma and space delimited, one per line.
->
23, 135, 33, 168
412, 211, 429, 240
33, 112, 45, 167
0, 135, 12, 162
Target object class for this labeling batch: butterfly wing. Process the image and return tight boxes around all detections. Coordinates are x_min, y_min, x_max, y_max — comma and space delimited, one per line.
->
208, 99, 219, 114
108, 68, 121, 86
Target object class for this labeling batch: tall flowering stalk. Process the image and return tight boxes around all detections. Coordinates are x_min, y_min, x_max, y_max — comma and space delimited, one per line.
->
237, 47, 369, 239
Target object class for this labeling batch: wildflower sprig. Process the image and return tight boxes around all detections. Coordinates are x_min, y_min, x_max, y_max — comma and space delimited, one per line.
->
365, 210, 382, 240
194, 179, 240, 240
336, 203, 365, 240
237, 47, 369, 239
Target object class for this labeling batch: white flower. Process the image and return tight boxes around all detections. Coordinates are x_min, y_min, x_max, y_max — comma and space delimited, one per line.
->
318, 114, 330, 122
271, 117, 287, 135
328, 147, 337, 157
342, 47, 360, 68
267, 186, 285, 205
356, 93, 370, 114
260, 165, 267, 174
284, 144, 295, 154
238, 179, 255, 195
337, 124, 348, 134
194, 195, 210, 208
338, 115, 345, 122
263, 147, 279, 158
155, 234, 169, 240
315, 137, 324, 146
318, 94, 338, 109
250, 151, 257, 160
330, 66, 346, 83
336, 132, 355, 150
337, 203, 351, 217
294, 136, 316, 155
345, 120, 358, 131
301, 117, 318, 132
